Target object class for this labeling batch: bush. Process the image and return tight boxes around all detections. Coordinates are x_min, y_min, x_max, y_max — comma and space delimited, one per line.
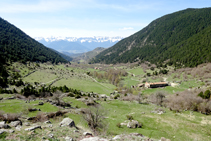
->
82, 106, 107, 134
75, 94, 81, 99
150, 91, 166, 106
0, 132, 7, 139
0, 112, 21, 122
114, 94, 120, 99
167, 90, 204, 112
126, 115, 134, 120
116, 123, 122, 128
68, 92, 75, 97
204, 90, 211, 99
198, 91, 204, 98
34, 112, 48, 122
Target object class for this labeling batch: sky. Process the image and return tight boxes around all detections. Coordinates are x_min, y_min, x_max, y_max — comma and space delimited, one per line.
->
0, 0, 210, 38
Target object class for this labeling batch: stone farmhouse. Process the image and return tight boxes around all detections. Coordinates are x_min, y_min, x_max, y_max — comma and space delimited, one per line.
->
145, 82, 169, 88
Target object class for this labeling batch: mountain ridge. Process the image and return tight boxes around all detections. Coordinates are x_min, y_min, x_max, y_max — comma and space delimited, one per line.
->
35, 36, 124, 54
0, 17, 68, 64
90, 8, 211, 67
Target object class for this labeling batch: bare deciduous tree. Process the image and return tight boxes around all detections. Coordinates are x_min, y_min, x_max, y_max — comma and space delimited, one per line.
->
82, 106, 107, 134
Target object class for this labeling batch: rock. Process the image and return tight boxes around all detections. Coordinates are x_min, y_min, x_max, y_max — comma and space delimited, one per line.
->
24, 122, 30, 126
0, 129, 5, 135
8, 129, 15, 133
44, 120, 51, 124
127, 120, 142, 128
0, 124, 10, 129
65, 136, 73, 141
28, 108, 41, 112
16, 125, 22, 131
113, 135, 121, 140
48, 133, 54, 138
83, 132, 93, 136
27, 117, 36, 121
38, 102, 44, 105
7, 96, 15, 100
46, 124, 53, 128
59, 118, 75, 127
99, 94, 108, 99
160, 137, 171, 141
0, 121, 5, 126
80, 137, 108, 141
0, 129, 14, 133
10, 121, 22, 127
25, 125, 42, 131
130, 133, 144, 137
120, 123, 127, 126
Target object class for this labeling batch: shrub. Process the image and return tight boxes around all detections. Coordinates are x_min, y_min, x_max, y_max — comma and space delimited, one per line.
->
68, 92, 75, 97
126, 115, 134, 120
75, 94, 81, 99
0, 132, 7, 139
150, 91, 166, 106
167, 90, 204, 112
34, 112, 48, 122
114, 94, 120, 99
204, 90, 211, 99
198, 91, 204, 98
82, 106, 107, 134
116, 123, 122, 128
0, 112, 21, 122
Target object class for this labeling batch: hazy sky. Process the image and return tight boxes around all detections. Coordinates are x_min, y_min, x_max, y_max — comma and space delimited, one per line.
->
0, 0, 210, 38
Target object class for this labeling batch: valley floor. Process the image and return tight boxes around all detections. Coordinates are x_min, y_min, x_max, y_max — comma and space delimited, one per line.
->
1, 62, 211, 140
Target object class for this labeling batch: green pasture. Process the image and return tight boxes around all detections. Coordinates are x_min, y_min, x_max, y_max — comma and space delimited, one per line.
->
52, 78, 116, 95
100, 100, 211, 141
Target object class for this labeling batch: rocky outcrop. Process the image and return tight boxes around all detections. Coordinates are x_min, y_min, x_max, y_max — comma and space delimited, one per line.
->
59, 118, 75, 128
127, 120, 142, 128
80, 137, 108, 141
0, 121, 10, 129
25, 125, 42, 131
10, 120, 22, 127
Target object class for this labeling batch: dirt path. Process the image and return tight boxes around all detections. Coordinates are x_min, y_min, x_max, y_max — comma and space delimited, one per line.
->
82, 73, 112, 93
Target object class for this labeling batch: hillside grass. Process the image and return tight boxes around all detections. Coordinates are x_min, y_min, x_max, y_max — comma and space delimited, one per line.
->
52, 78, 115, 95
100, 100, 211, 141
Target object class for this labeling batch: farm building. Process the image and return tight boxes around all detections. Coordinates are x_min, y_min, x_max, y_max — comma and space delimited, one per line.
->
145, 82, 168, 88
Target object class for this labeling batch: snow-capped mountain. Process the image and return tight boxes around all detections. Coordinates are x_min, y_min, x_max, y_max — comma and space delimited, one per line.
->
34, 36, 124, 54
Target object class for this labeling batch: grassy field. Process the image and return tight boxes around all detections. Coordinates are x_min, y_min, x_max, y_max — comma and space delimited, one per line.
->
52, 78, 116, 95
2, 62, 211, 140
100, 100, 211, 141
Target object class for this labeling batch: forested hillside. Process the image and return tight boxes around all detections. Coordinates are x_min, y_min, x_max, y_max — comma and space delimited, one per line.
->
90, 8, 211, 67
0, 17, 68, 64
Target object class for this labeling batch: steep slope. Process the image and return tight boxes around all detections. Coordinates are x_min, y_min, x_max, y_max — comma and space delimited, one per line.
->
72, 47, 105, 63
91, 8, 211, 67
0, 17, 68, 64
49, 48, 73, 62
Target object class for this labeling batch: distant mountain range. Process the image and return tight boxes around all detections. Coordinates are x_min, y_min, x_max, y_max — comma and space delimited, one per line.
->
35, 36, 124, 55
91, 8, 211, 67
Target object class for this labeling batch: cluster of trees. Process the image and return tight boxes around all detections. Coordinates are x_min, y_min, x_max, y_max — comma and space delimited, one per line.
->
89, 69, 128, 86
90, 8, 211, 68
150, 89, 211, 115
51, 85, 81, 95
0, 17, 68, 64
198, 90, 211, 99
20, 85, 82, 98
